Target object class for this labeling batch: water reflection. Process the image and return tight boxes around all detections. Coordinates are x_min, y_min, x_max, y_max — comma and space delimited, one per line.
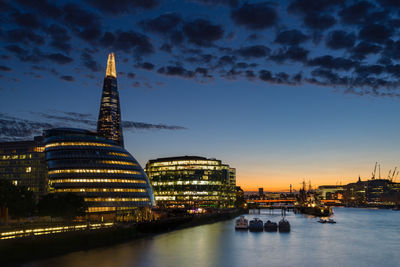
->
28, 208, 400, 267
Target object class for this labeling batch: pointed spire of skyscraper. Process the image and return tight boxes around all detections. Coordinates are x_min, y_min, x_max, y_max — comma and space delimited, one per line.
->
97, 52, 124, 147
105, 52, 117, 78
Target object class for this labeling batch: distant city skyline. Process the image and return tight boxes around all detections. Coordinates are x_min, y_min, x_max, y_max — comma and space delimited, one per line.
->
2, 1, 400, 191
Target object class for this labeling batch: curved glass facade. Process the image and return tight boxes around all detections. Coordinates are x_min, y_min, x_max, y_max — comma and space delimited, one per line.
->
146, 156, 236, 209
44, 128, 154, 213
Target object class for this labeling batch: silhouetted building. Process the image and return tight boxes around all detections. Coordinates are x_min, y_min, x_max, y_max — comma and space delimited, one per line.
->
146, 156, 236, 209
0, 136, 48, 196
44, 128, 154, 213
258, 187, 264, 197
97, 52, 124, 147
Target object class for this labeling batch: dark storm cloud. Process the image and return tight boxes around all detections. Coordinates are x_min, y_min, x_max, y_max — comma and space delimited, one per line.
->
135, 62, 155, 71
217, 55, 236, 66
382, 40, 400, 60
185, 54, 214, 64
275, 30, 308, 46
100, 31, 154, 56
86, 0, 160, 15
326, 30, 356, 50
182, 19, 224, 47
60, 75, 74, 82
139, 13, 182, 34
236, 45, 270, 58
231, 2, 277, 30
81, 50, 102, 72
303, 13, 336, 31
359, 24, 393, 44
355, 65, 384, 76
307, 56, 357, 71
127, 72, 136, 79
121, 121, 186, 131
270, 46, 309, 63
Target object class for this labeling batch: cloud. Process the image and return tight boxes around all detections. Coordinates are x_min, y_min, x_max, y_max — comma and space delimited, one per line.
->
46, 53, 73, 65
338, 1, 375, 25
307, 55, 357, 71
189, 0, 238, 7
44, 24, 72, 53
60, 75, 74, 82
303, 13, 336, 30
0, 66, 12, 72
81, 50, 102, 72
135, 62, 155, 70
326, 30, 356, 49
157, 66, 195, 78
0, 111, 186, 141
236, 45, 270, 58
139, 13, 182, 34
270, 46, 309, 63
6, 28, 45, 45
11, 11, 42, 29
359, 24, 393, 44
351, 41, 381, 60
231, 2, 277, 29
183, 19, 224, 47
99, 31, 154, 56
86, 0, 160, 15
275, 30, 308, 46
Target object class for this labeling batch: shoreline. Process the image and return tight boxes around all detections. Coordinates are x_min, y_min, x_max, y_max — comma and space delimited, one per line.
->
1, 209, 244, 265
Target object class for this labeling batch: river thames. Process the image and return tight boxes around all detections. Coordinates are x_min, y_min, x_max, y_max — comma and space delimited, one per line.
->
28, 208, 400, 267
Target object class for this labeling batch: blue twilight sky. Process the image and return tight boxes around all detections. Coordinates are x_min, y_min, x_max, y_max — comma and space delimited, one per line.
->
1, 0, 400, 190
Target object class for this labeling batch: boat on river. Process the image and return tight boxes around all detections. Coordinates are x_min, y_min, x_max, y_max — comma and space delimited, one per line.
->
249, 218, 263, 232
235, 216, 248, 230
278, 218, 290, 232
318, 218, 336, 224
264, 220, 278, 232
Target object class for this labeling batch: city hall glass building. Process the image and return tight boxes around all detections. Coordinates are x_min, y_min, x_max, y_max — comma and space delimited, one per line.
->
45, 128, 154, 213
146, 156, 236, 209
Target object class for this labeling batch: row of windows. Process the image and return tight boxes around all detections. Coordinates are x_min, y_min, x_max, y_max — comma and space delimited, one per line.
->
101, 160, 137, 166
54, 188, 147, 193
84, 197, 150, 202
150, 160, 221, 167
50, 178, 147, 184
1, 154, 37, 160
151, 180, 223, 186
45, 142, 114, 149
48, 169, 141, 175
147, 165, 229, 171
155, 196, 225, 201
156, 191, 222, 196
108, 152, 130, 157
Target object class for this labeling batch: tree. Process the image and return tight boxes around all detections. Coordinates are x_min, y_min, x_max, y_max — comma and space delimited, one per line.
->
38, 193, 87, 219
0, 180, 35, 218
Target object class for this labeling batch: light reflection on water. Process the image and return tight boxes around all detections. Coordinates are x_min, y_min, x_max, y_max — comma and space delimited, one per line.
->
28, 208, 400, 267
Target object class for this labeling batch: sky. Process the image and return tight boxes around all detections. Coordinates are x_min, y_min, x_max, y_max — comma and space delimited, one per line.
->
1, 0, 400, 191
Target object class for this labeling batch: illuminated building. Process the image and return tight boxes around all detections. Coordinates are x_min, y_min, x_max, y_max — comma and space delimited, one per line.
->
97, 52, 124, 147
45, 128, 154, 213
0, 136, 48, 196
145, 156, 236, 209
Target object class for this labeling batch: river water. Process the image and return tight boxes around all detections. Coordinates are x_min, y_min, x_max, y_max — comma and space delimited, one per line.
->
28, 208, 400, 267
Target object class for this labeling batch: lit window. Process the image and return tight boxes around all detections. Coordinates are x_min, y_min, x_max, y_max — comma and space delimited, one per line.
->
26, 167, 31, 173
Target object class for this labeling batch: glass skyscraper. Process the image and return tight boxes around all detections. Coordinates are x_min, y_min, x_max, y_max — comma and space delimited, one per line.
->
97, 52, 124, 147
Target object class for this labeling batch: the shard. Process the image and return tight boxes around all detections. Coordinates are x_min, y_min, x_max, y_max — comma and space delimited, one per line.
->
97, 52, 124, 147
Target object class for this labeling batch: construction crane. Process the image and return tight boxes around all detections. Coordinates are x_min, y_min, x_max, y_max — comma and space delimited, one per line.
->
390, 167, 397, 182
372, 162, 378, 179
388, 169, 392, 179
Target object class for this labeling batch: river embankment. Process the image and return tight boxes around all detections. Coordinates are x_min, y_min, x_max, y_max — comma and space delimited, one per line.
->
1, 209, 244, 265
